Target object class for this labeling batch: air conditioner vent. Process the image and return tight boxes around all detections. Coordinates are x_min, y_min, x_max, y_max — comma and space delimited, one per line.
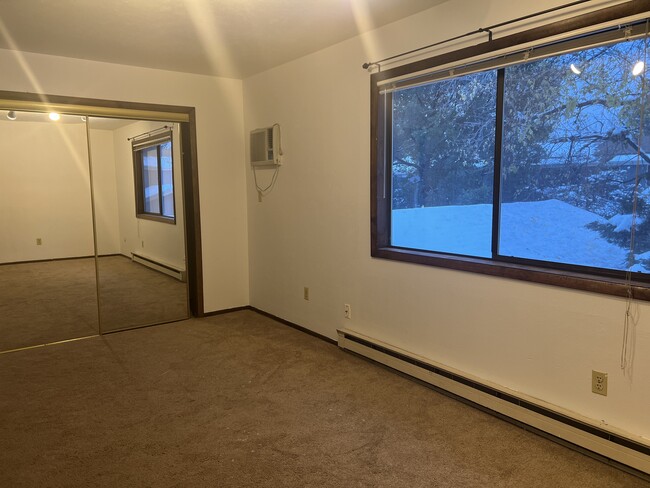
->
267, 128, 273, 147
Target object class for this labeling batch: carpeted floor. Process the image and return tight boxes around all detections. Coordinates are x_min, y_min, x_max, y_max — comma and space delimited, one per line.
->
96, 255, 188, 333
0, 258, 99, 351
0, 310, 647, 487
0, 256, 188, 351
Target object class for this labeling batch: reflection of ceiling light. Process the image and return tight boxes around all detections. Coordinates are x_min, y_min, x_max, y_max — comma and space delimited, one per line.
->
570, 63, 582, 75
7, 111, 16, 120
80, 116, 87, 122
633, 61, 645, 76
49, 112, 60, 121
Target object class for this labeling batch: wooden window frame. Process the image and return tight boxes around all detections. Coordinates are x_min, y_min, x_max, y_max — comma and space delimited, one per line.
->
133, 134, 176, 224
370, 2, 650, 301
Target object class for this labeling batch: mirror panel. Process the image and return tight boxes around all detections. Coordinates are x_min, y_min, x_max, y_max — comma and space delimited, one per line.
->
87, 117, 189, 332
0, 110, 99, 351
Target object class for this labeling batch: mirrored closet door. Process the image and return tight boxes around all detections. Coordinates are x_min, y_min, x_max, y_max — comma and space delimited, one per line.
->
0, 111, 190, 353
87, 117, 189, 333
0, 110, 99, 351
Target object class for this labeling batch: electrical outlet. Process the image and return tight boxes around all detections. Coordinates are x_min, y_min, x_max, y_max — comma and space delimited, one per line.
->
303, 287, 309, 301
344, 304, 351, 319
36, 238, 42, 246
592, 370, 608, 396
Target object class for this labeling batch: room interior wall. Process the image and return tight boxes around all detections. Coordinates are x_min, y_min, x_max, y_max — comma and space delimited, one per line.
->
0, 118, 119, 262
87, 128, 121, 256
243, 0, 650, 442
0, 48, 249, 311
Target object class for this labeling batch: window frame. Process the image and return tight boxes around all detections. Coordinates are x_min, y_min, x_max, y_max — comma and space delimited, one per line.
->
370, 2, 650, 301
132, 130, 176, 224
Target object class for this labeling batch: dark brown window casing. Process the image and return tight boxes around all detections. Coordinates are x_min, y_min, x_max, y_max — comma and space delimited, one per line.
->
370, 2, 650, 300
132, 131, 176, 224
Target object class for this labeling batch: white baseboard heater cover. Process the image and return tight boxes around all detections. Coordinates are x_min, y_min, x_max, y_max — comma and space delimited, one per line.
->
131, 253, 186, 282
337, 328, 650, 477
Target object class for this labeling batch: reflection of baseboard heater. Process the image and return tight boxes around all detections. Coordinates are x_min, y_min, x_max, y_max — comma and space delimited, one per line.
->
131, 253, 186, 282
337, 328, 650, 478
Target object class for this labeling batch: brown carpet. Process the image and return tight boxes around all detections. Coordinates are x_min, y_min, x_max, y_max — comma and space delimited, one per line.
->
0, 310, 646, 487
96, 255, 188, 333
0, 258, 99, 351
0, 256, 188, 351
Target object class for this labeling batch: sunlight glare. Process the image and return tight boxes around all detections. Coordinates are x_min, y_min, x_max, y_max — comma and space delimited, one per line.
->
0, 19, 90, 178
350, 0, 381, 68
184, 0, 237, 78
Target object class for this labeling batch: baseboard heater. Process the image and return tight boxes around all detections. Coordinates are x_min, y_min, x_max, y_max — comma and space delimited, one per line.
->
337, 328, 650, 477
131, 253, 186, 282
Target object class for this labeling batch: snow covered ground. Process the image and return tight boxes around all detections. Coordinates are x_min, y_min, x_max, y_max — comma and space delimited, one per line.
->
392, 199, 636, 271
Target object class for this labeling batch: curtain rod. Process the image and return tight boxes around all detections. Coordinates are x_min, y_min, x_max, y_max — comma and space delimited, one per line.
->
127, 124, 173, 142
361, 0, 593, 70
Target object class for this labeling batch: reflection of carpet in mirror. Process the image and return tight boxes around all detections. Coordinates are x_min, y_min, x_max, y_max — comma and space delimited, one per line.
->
0, 258, 99, 351
96, 255, 188, 332
0, 256, 188, 352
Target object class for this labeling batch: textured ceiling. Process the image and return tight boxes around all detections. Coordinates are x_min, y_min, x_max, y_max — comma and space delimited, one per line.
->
0, 0, 447, 79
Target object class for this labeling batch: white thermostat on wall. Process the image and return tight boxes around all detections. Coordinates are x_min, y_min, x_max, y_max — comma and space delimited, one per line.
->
250, 126, 280, 166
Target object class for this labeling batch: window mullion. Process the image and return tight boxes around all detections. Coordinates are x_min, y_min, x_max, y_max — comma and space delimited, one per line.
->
491, 68, 505, 258
157, 145, 164, 216
384, 91, 393, 247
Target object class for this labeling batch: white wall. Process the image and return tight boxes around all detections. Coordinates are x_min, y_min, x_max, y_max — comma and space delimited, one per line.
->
87, 128, 121, 256
243, 0, 650, 441
0, 48, 249, 311
0, 117, 181, 265
0, 117, 119, 262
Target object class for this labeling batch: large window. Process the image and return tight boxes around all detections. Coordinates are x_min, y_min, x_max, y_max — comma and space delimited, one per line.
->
133, 130, 175, 223
372, 8, 650, 298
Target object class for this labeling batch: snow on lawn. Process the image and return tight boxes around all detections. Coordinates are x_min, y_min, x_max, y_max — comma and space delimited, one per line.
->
392, 199, 631, 271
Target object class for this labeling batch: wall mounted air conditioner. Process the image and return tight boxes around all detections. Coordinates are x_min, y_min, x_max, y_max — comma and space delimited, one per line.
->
250, 126, 279, 166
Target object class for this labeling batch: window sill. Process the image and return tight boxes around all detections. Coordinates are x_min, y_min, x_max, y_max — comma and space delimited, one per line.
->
372, 246, 650, 301
136, 213, 176, 225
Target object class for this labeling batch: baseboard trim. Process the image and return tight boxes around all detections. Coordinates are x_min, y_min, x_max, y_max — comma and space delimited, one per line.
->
0, 254, 121, 266
131, 252, 186, 282
338, 327, 650, 479
249, 308, 337, 346
203, 306, 253, 317
202, 306, 337, 346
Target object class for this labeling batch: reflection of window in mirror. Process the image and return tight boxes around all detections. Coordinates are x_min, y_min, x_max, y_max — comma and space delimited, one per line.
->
132, 129, 175, 224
